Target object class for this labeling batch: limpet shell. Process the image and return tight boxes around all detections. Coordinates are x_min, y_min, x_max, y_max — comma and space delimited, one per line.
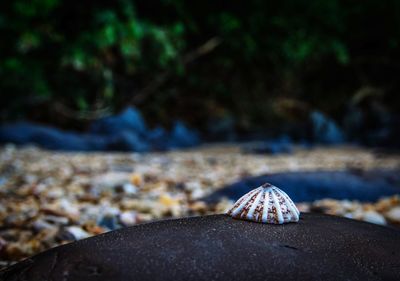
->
227, 183, 300, 224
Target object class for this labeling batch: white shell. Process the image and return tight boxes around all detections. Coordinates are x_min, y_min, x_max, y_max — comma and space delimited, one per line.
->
227, 183, 300, 224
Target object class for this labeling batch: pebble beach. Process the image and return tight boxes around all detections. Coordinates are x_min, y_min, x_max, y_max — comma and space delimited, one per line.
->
1, 144, 400, 269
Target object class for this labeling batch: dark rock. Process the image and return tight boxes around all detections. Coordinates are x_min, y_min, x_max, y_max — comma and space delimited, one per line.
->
0, 122, 107, 151
97, 215, 120, 231
205, 170, 400, 203
0, 177, 6, 188
106, 131, 149, 152
0, 108, 200, 151
1, 214, 400, 281
90, 107, 147, 136
167, 121, 200, 149
147, 126, 169, 151
310, 111, 345, 144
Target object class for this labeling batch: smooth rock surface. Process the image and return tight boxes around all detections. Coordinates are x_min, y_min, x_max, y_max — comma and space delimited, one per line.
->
1, 213, 400, 281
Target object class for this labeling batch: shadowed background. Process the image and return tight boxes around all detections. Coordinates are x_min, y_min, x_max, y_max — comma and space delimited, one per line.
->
0, 0, 400, 147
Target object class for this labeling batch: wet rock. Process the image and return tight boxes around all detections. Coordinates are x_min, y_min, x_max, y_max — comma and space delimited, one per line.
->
1, 214, 400, 281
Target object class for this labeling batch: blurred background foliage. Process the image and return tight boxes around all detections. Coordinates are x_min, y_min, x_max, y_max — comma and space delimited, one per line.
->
1, 0, 400, 135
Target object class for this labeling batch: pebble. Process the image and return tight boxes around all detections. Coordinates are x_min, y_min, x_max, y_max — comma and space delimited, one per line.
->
98, 215, 119, 230
31, 219, 55, 232
119, 211, 138, 226
65, 226, 90, 240
91, 172, 132, 194
362, 211, 387, 225
122, 183, 138, 195
0, 236, 6, 253
42, 215, 69, 225
130, 173, 143, 187
0, 177, 7, 188
385, 207, 400, 224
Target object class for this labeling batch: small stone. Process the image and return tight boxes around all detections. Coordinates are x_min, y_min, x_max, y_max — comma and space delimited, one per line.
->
4, 214, 27, 227
0, 236, 7, 254
35, 228, 58, 244
23, 174, 37, 184
130, 173, 143, 187
3, 214, 400, 280
0, 177, 8, 188
119, 211, 138, 226
31, 219, 55, 232
4, 242, 26, 260
362, 211, 387, 225
158, 194, 179, 207
58, 199, 80, 218
64, 226, 90, 240
296, 203, 310, 213
190, 188, 206, 200
214, 199, 234, 213
83, 223, 106, 235
375, 195, 400, 212
98, 215, 119, 230
122, 183, 138, 195
91, 172, 131, 194
385, 207, 400, 223
43, 215, 69, 225
190, 201, 207, 213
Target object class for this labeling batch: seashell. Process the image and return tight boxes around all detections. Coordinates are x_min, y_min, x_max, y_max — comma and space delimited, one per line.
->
227, 183, 300, 224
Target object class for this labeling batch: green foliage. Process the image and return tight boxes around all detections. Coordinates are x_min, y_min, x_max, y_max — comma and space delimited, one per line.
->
0, 0, 185, 117
0, 0, 399, 129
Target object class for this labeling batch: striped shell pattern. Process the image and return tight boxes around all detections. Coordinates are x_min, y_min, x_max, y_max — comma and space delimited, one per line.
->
227, 183, 300, 224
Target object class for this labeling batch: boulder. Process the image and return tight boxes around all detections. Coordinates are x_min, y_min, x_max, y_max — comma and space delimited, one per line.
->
0, 122, 107, 151
205, 170, 400, 203
90, 107, 147, 136
1, 213, 400, 281
310, 111, 345, 144
0, 108, 200, 152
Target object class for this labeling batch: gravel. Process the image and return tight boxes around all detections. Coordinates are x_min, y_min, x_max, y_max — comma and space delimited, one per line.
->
0, 144, 399, 269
